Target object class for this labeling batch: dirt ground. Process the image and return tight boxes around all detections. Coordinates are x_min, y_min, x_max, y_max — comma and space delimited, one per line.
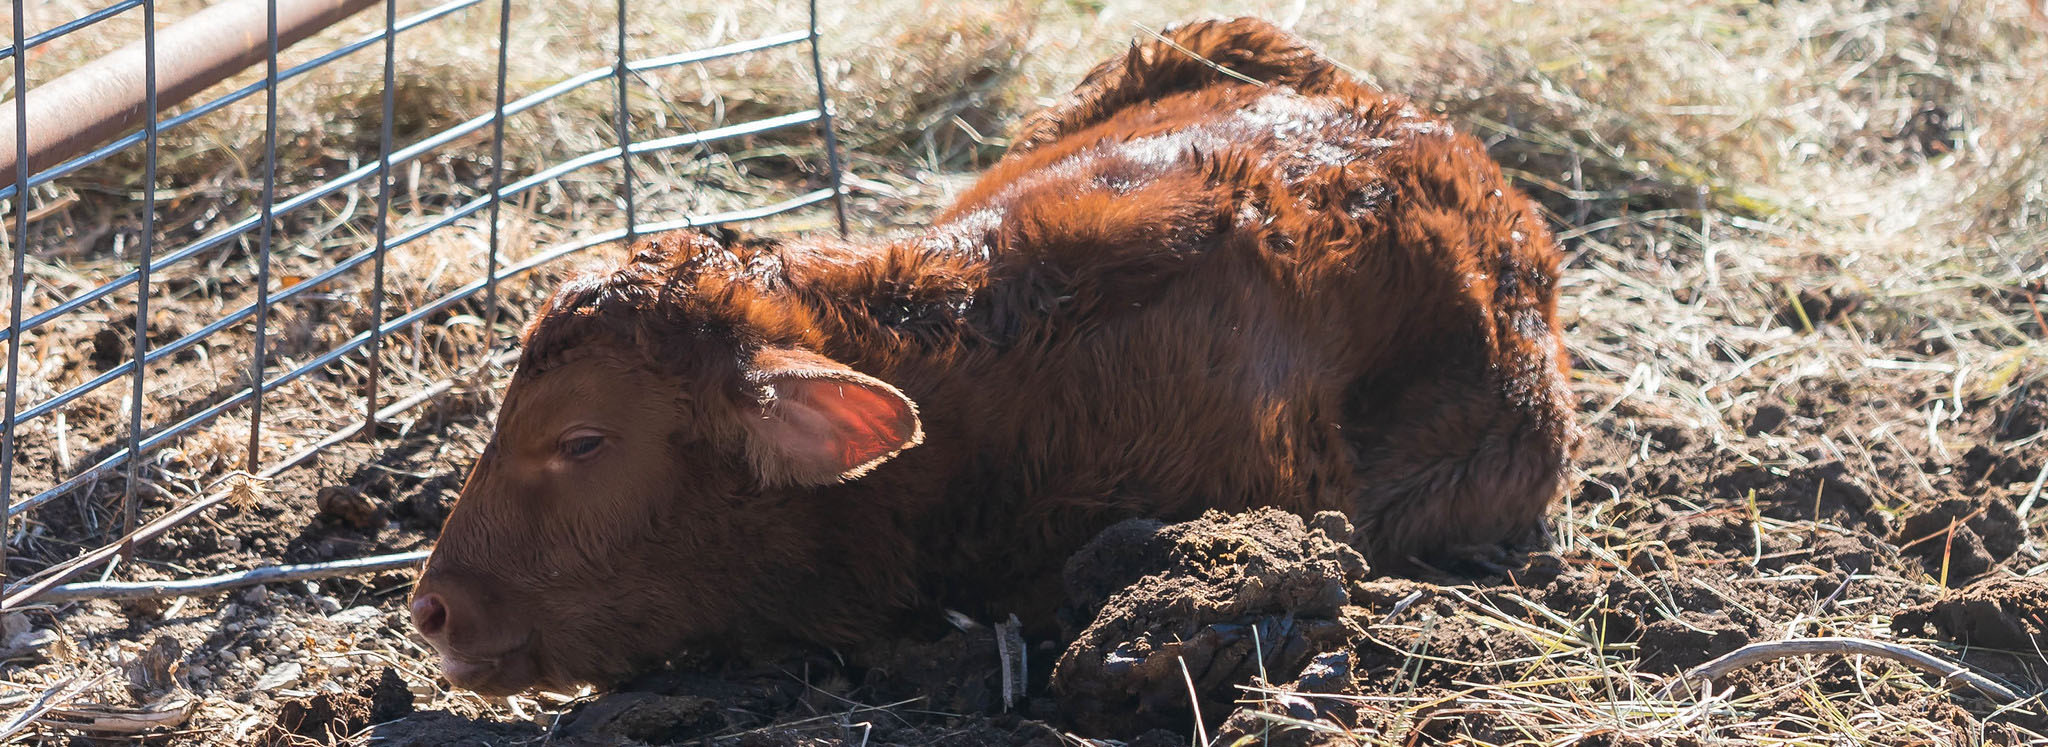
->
4, 0, 2048, 744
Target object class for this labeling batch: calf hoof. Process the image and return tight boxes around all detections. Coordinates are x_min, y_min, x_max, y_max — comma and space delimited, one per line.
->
1412, 520, 1555, 579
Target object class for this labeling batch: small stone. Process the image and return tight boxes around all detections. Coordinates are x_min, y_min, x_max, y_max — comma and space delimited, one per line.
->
254, 662, 301, 691
242, 586, 268, 605
326, 658, 356, 676
4, 628, 58, 654
330, 606, 382, 625
1294, 650, 1353, 694
315, 596, 342, 615
186, 664, 212, 681
1269, 691, 1323, 722
0, 613, 29, 640
262, 653, 279, 666
246, 659, 268, 676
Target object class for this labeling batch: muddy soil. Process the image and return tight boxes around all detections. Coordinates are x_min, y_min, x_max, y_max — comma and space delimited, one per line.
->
1052, 509, 1367, 737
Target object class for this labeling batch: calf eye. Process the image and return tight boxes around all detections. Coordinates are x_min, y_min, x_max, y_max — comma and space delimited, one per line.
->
560, 434, 605, 460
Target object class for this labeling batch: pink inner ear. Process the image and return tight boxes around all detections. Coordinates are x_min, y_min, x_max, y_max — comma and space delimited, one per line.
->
790, 379, 918, 468
754, 374, 921, 485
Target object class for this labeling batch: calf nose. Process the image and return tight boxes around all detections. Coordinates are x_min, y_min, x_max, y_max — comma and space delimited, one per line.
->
412, 593, 451, 639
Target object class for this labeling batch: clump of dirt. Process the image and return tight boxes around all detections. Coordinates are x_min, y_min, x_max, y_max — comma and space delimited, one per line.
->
1706, 460, 1881, 531
314, 485, 388, 530
270, 668, 415, 743
1050, 508, 1367, 737
1556, 561, 1744, 670
1745, 403, 1791, 436
87, 312, 191, 371
1212, 649, 1365, 747
123, 635, 185, 698
1994, 387, 2047, 442
1892, 494, 2024, 585
1895, 575, 2048, 651
1962, 443, 2041, 489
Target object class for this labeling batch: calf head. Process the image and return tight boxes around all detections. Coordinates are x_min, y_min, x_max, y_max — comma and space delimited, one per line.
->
410, 230, 923, 695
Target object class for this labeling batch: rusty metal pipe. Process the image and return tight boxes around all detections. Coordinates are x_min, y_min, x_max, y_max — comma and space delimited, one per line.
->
0, 0, 379, 190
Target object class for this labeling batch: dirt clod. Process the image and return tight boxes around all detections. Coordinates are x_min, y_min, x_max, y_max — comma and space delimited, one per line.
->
315, 485, 388, 530
274, 689, 373, 743
1996, 389, 2046, 442
124, 635, 182, 699
1213, 651, 1365, 747
1051, 508, 1367, 736
272, 668, 415, 743
1893, 494, 2023, 585
1895, 576, 2048, 651
1746, 403, 1790, 435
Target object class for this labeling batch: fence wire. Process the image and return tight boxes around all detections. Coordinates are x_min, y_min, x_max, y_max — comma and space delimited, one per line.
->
0, 0, 848, 606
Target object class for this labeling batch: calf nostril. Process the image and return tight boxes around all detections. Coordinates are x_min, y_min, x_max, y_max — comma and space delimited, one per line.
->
412, 593, 449, 638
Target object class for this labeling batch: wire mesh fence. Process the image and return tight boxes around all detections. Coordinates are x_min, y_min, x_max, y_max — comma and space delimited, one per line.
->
0, 0, 847, 606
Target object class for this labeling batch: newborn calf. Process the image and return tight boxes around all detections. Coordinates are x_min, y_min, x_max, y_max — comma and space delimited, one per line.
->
410, 16, 1579, 695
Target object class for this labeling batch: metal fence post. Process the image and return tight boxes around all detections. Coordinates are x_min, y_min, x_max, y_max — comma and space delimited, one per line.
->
483, 0, 511, 360
2, 0, 31, 584
249, 0, 282, 464
122, 0, 162, 553
616, 0, 636, 244
365, 0, 398, 440
808, 0, 848, 237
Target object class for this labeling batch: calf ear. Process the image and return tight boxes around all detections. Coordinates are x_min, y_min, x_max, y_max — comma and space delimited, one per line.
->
743, 347, 924, 487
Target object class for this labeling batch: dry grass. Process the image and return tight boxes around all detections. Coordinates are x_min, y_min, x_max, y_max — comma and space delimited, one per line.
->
3, 0, 2047, 744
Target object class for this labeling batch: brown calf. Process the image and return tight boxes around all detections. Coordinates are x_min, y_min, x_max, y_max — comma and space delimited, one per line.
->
410, 17, 1579, 696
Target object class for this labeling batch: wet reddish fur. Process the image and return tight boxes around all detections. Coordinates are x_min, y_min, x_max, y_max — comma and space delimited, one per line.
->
414, 17, 1580, 694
